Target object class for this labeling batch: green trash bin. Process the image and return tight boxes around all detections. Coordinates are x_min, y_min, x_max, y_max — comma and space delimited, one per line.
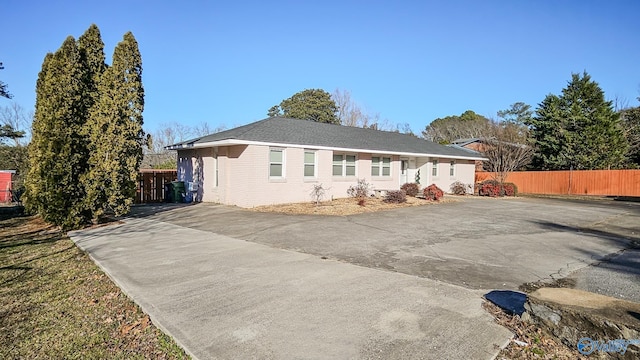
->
171, 181, 185, 203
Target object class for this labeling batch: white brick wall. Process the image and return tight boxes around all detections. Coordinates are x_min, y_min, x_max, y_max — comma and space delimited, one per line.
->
178, 145, 477, 207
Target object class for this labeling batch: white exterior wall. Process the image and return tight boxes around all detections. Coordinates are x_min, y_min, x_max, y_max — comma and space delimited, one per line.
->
177, 146, 477, 207
426, 157, 476, 194
223, 146, 400, 207
177, 148, 220, 203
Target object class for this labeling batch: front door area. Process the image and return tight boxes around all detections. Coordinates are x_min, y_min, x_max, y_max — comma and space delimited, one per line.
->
400, 159, 409, 185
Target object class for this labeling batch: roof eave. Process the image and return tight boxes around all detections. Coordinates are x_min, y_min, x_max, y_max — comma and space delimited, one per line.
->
171, 139, 487, 161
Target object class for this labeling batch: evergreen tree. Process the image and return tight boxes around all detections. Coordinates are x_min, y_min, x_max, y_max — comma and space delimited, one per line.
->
25, 37, 91, 228
0, 61, 11, 99
422, 110, 492, 144
268, 89, 339, 124
0, 124, 25, 142
528, 72, 627, 170
83, 32, 145, 220
619, 100, 640, 166
78, 24, 107, 110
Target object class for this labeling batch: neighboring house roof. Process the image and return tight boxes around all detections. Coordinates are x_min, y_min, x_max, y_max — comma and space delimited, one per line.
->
168, 117, 486, 160
446, 144, 482, 155
451, 138, 483, 147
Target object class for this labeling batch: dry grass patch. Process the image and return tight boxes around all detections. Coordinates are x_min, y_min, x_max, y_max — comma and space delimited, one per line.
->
0, 214, 189, 359
251, 196, 458, 216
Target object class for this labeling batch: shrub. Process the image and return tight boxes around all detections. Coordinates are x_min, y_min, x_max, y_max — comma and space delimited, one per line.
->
450, 181, 472, 195
309, 183, 328, 205
423, 184, 444, 201
384, 190, 407, 203
477, 180, 518, 197
347, 178, 372, 206
347, 178, 372, 198
400, 182, 420, 197
503, 182, 518, 196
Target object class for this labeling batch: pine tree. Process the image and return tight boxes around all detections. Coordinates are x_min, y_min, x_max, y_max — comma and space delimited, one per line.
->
25, 37, 91, 228
619, 101, 640, 166
83, 32, 145, 220
0, 61, 12, 99
528, 94, 566, 169
529, 72, 627, 170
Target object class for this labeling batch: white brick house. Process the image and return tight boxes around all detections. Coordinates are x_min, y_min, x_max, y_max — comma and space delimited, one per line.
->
168, 117, 484, 207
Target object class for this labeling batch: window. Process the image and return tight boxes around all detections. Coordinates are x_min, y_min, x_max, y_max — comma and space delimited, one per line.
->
449, 160, 455, 176
269, 148, 284, 178
333, 154, 343, 176
346, 155, 356, 176
371, 156, 391, 176
304, 150, 316, 177
333, 153, 356, 176
432, 159, 438, 177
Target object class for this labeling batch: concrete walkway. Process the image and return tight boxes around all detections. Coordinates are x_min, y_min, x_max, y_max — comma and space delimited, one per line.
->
71, 217, 512, 360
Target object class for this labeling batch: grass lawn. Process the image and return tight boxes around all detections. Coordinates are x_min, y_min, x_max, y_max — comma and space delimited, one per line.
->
0, 214, 189, 359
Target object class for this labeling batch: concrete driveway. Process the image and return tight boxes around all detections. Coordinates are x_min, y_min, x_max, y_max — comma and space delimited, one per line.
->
70, 196, 639, 359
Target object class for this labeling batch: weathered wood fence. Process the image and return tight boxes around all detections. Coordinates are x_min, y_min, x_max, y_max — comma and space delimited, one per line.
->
136, 169, 177, 204
475, 170, 640, 197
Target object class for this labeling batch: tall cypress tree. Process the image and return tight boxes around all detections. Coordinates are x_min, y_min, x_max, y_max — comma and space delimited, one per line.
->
78, 24, 107, 110
25, 37, 91, 228
529, 72, 627, 170
84, 32, 145, 219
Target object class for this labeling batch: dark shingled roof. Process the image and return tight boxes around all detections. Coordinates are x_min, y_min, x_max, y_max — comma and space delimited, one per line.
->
169, 117, 484, 159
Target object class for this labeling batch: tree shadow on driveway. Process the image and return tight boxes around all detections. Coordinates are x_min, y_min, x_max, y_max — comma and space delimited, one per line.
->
530, 220, 639, 246
530, 219, 640, 302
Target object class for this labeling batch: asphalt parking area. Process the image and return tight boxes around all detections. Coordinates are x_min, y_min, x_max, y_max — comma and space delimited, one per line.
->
142, 196, 639, 295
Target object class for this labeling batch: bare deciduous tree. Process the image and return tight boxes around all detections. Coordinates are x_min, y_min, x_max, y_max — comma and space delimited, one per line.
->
0, 102, 32, 146
481, 122, 534, 183
332, 88, 364, 127
331, 88, 396, 131
143, 121, 226, 168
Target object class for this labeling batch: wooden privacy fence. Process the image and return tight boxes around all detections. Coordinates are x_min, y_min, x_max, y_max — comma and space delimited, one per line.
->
475, 170, 640, 197
136, 169, 177, 204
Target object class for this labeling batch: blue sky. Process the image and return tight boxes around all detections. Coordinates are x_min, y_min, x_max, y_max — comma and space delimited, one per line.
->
2, 0, 639, 134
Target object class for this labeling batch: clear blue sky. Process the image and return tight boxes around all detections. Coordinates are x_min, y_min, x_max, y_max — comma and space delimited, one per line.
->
2, 0, 639, 134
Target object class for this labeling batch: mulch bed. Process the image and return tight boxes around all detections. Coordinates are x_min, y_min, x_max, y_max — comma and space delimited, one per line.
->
250, 196, 459, 215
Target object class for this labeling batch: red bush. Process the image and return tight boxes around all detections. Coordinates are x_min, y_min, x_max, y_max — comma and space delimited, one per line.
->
400, 182, 420, 197
477, 180, 518, 197
423, 184, 444, 201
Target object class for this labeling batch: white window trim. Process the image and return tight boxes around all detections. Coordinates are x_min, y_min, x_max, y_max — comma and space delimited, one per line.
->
304, 150, 317, 178
371, 156, 392, 177
269, 148, 285, 179
333, 153, 357, 177
432, 159, 439, 177
449, 160, 455, 177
